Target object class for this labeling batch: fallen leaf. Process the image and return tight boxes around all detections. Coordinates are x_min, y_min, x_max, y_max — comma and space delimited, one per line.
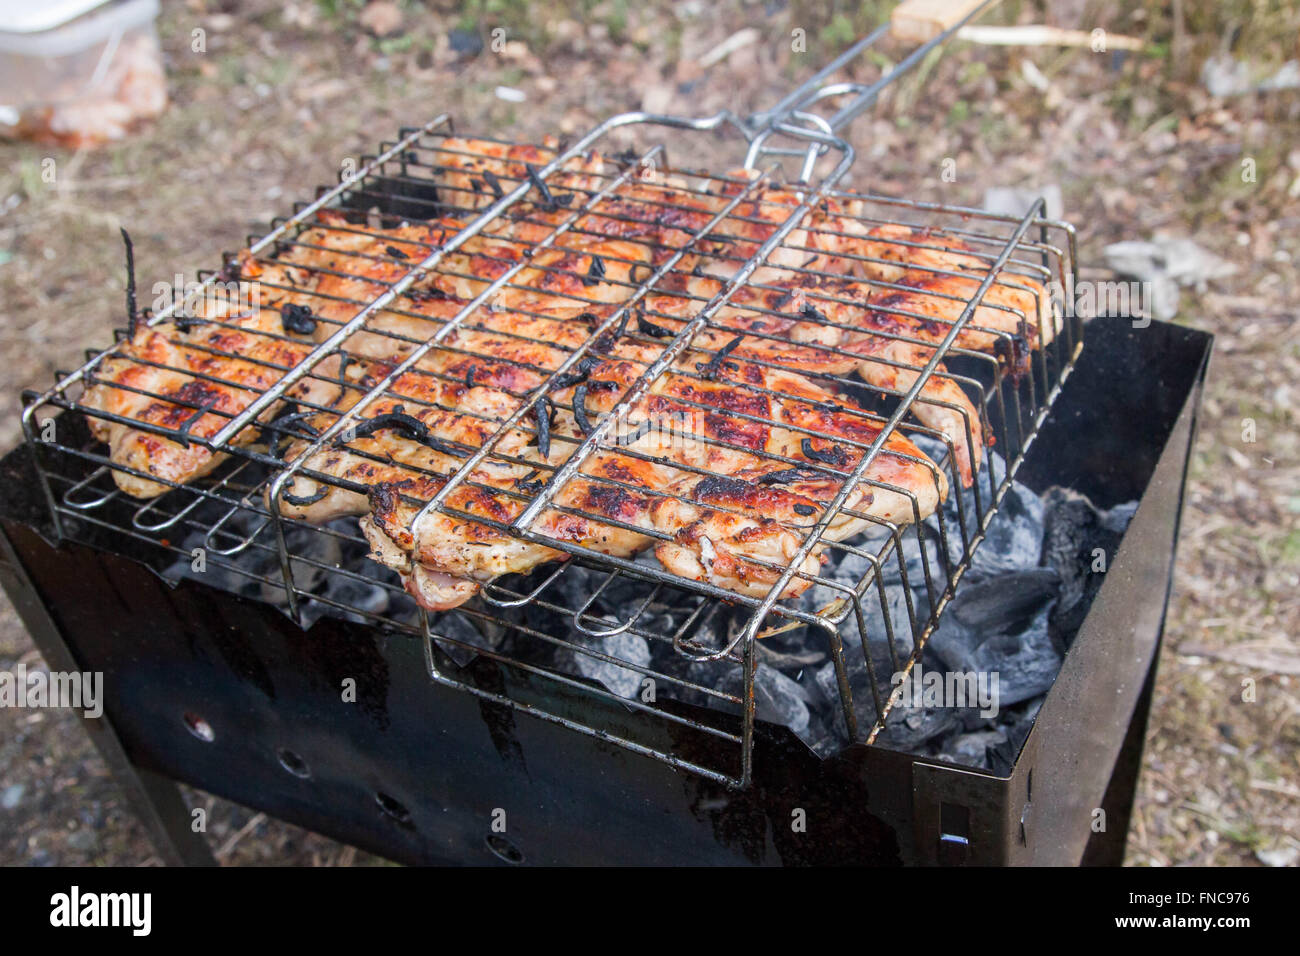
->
358, 1, 403, 38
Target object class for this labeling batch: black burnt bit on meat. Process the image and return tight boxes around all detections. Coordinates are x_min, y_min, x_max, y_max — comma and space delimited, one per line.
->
481, 169, 504, 199
532, 395, 554, 459
696, 335, 744, 380
280, 303, 318, 335
524, 162, 558, 211
756, 466, 836, 485
120, 227, 140, 337
572, 384, 594, 435
637, 314, 675, 338
549, 355, 600, 390
281, 483, 329, 507
347, 410, 469, 458
514, 468, 545, 495
690, 475, 753, 503
583, 254, 607, 287
801, 438, 849, 468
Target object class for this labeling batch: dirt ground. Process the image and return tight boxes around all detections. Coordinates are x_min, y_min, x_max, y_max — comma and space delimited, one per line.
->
0, 0, 1296, 866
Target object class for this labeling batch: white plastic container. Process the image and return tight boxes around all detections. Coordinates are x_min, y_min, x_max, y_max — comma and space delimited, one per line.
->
0, 0, 166, 147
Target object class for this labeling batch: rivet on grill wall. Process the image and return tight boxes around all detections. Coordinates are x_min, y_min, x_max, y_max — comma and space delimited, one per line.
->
276, 748, 311, 779
485, 833, 524, 865
375, 791, 413, 828
182, 711, 215, 743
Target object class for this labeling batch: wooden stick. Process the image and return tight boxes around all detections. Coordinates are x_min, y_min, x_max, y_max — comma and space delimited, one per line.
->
891, 0, 992, 44
956, 24, 1146, 51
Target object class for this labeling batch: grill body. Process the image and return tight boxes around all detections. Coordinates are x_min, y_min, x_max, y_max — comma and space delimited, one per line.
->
0, 317, 1210, 865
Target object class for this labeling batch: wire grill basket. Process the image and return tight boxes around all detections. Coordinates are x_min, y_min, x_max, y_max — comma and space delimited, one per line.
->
20, 1, 1083, 785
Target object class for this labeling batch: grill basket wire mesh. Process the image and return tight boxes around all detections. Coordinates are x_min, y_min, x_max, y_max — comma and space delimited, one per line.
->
18, 8, 1084, 787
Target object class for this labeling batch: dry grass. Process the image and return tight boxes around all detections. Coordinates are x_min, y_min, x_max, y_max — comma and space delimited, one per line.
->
0, 0, 1296, 865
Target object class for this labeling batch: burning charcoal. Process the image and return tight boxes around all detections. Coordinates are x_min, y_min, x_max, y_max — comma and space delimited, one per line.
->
874, 584, 919, 647
987, 696, 1045, 775
939, 728, 1008, 770
796, 672, 852, 758
1039, 487, 1135, 652
845, 583, 917, 672
257, 526, 341, 607
430, 611, 505, 668
968, 480, 1045, 578
874, 701, 965, 751
330, 573, 392, 618
893, 534, 948, 591
845, 523, 948, 592
677, 656, 737, 711
946, 450, 1009, 533
926, 613, 980, 674
949, 568, 1060, 635
800, 522, 949, 608
704, 662, 814, 737
810, 651, 969, 752
795, 546, 871, 602
964, 606, 1061, 707
958, 700, 999, 733
754, 638, 830, 673
811, 658, 867, 741
560, 555, 724, 652
803, 568, 918, 661
299, 569, 391, 630
132, 394, 1111, 772
572, 632, 651, 700
751, 665, 812, 736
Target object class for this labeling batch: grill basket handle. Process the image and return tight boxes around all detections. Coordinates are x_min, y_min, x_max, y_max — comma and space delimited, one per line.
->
741, 0, 1003, 174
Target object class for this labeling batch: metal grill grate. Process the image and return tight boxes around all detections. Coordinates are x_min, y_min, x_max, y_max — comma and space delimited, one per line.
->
18, 2, 1084, 786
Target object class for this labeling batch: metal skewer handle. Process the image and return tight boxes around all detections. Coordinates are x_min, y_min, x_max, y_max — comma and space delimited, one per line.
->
743, 0, 1003, 177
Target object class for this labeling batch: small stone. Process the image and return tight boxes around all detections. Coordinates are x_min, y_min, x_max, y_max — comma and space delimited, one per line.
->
983, 184, 1063, 221
66, 829, 98, 852
449, 28, 483, 57
1256, 845, 1300, 868
1, 783, 25, 810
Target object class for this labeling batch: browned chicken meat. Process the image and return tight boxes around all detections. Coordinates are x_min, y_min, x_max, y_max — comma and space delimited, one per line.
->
82, 134, 1057, 610
272, 326, 942, 610
432, 137, 1057, 351
81, 264, 341, 497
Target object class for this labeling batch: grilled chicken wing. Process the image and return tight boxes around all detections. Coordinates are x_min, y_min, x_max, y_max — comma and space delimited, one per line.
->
82, 270, 341, 497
